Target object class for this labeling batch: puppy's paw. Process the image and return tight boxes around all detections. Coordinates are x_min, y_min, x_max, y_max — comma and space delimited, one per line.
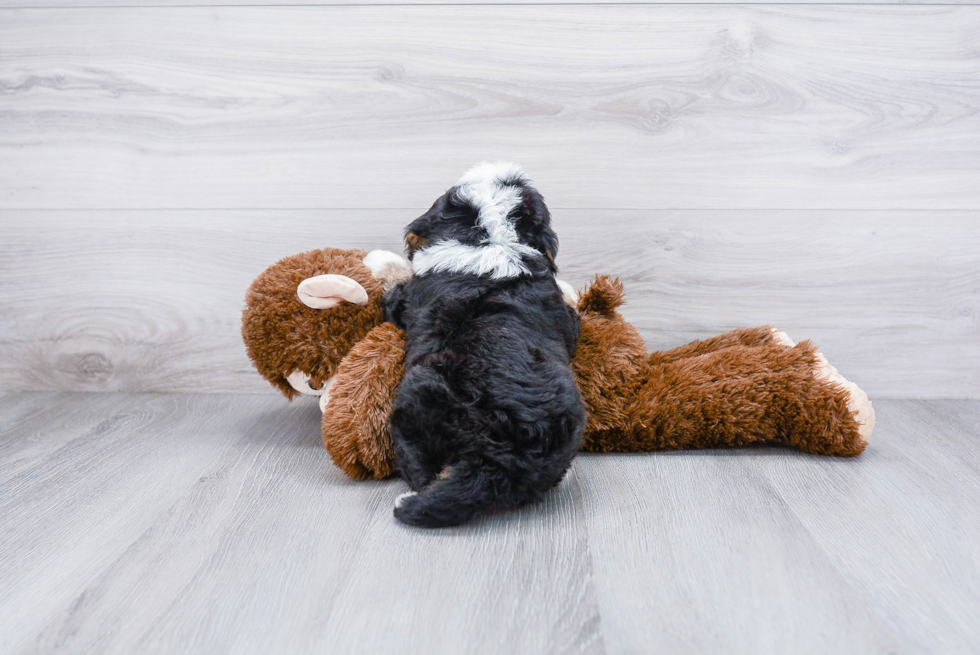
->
813, 353, 875, 445
394, 491, 417, 508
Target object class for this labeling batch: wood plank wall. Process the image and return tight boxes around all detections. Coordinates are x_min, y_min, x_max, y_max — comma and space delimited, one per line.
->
1, 4, 978, 398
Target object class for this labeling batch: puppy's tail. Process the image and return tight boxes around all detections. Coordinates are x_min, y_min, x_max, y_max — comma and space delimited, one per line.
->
393, 459, 563, 528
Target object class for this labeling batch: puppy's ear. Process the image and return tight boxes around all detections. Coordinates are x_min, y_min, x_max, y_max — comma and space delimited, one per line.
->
297, 274, 369, 309
519, 187, 560, 272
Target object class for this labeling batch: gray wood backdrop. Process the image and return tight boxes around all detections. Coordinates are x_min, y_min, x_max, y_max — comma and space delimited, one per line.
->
1, 4, 978, 398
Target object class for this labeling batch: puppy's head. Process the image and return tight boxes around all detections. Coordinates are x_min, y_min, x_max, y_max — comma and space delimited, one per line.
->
406, 162, 559, 278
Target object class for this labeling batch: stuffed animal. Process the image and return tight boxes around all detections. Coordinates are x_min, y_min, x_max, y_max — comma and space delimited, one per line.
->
243, 248, 874, 479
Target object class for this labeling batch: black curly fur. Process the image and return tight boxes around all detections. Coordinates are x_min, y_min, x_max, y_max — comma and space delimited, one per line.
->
385, 173, 586, 528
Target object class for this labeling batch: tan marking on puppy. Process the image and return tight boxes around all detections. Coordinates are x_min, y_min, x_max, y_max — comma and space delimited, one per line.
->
405, 232, 428, 255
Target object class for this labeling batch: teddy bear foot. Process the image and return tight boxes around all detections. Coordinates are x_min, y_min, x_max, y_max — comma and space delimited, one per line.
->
770, 327, 796, 348
813, 353, 875, 446
768, 331, 872, 444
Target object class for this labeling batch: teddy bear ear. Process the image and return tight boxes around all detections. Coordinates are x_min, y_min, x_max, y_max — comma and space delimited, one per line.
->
296, 274, 369, 309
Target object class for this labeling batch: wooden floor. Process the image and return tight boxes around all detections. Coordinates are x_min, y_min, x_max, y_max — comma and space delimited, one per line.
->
1, 392, 977, 654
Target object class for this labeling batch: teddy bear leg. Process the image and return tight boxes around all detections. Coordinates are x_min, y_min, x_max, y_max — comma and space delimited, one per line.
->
613, 341, 872, 456
649, 325, 793, 366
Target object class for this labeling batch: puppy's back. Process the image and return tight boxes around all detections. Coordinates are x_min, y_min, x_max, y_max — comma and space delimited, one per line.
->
387, 162, 586, 528
389, 269, 585, 528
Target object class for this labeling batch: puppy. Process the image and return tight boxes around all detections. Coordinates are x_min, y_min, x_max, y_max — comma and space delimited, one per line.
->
384, 162, 586, 528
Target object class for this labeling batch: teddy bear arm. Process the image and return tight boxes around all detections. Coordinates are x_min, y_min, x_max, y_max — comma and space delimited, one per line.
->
609, 340, 871, 456
321, 322, 405, 479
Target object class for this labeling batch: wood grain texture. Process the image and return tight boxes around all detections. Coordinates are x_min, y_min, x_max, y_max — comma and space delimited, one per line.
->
0, 391, 602, 655
1, 209, 976, 398
1, 6, 979, 209
558, 210, 980, 400
0, 210, 405, 394
576, 454, 903, 654
2, 392, 978, 653
754, 400, 980, 654
576, 398, 980, 654
312, 467, 602, 655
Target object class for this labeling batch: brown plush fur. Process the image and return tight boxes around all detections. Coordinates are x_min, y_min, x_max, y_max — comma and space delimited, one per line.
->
570, 276, 648, 441
243, 249, 871, 480
242, 248, 384, 399
589, 339, 866, 456
569, 277, 865, 456
321, 322, 405, 480
646, 325, 786, 366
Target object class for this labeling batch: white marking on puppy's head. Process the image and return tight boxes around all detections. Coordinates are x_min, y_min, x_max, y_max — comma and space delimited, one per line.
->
412, 241, 534, 279
411, 161, 541, 280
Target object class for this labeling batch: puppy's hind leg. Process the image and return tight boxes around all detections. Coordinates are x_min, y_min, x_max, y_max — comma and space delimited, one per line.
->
390, 422, 444, 492
389, 362, 464, 491
393, 459, 497, 528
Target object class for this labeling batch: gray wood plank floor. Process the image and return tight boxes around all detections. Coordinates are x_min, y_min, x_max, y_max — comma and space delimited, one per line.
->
1, 392, 978, 654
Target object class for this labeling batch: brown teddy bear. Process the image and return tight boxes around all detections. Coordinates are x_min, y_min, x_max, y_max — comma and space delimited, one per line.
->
243, 248, 874, 480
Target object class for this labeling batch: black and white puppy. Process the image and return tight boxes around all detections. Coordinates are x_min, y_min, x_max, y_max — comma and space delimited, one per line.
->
385, 162, 586, 528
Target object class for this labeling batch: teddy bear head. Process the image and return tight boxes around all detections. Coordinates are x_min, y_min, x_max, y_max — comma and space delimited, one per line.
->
241, 247, 411, 400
